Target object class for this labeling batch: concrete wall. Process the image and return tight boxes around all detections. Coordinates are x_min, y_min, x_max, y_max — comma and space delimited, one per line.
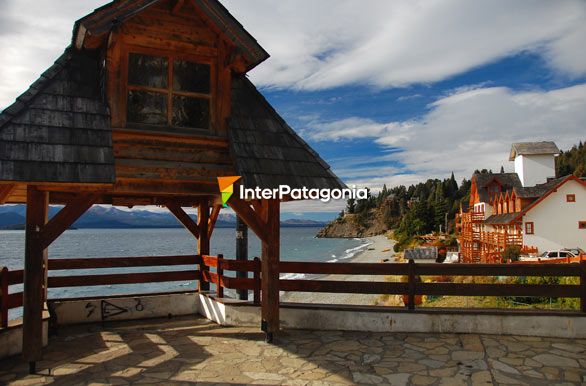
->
0, 316, 49, 360
51, 292, 199, 325
515, 154, 556, 187
198, 296, 586, 339
523, 179, 586, 252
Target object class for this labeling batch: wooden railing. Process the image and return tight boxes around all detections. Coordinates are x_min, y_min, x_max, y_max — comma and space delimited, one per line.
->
3, 257, 586, 327
200, 257, 586, 313
0, 267, 24, 328
1, 254, 203, 327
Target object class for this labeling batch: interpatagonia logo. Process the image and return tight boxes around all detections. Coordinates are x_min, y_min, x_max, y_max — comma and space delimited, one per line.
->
217, 176, 241, 207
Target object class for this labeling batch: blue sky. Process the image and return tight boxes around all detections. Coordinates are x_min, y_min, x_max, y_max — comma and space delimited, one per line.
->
1, 0, 585, 221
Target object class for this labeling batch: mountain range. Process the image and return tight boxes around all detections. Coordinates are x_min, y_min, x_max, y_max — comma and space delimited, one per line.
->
0, 205, 326, 230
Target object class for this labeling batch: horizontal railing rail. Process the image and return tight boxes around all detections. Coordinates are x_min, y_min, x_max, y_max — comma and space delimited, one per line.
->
1, 254, 205, 326
200, 257, 586, 313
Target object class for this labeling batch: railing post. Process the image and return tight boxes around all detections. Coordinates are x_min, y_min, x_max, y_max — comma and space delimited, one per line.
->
580, 261, 586, 313
1, 267, 8, 328
253, 257, 260, 304
217, 254, 224, 298
408, 259, 415, 311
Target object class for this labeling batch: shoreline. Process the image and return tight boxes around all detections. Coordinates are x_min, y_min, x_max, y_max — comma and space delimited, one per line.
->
280, 234, 399, 305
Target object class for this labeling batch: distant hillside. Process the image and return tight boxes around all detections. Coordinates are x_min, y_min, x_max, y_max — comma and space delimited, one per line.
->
0, 205, 325, 230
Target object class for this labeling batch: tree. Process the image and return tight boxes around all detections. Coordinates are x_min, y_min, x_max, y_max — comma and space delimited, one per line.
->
346, 198, 356, 214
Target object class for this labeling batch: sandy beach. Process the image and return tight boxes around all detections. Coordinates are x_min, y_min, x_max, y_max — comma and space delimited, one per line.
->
281, 234, 400, 306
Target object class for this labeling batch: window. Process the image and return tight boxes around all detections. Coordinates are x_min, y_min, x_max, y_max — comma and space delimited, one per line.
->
559, 252, 568, 258
566, 194, 576, 202
525, 222, 534, 235
126, 52, 211, 130
579, 221, 586, 230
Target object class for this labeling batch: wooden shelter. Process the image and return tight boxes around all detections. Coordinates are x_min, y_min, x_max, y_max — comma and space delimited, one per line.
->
0, 0, 343, 369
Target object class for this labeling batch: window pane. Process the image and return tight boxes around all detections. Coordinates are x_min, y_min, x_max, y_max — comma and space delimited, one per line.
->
173, 60, 210, 93
128, 53, 168, 88
127, 90, 168, 125
172, 96, 209, 129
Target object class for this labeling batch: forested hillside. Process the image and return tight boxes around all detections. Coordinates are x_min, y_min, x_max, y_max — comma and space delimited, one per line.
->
318, 140, 586, 251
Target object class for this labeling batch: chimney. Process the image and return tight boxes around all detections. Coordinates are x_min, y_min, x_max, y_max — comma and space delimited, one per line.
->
509, 141, 559, 187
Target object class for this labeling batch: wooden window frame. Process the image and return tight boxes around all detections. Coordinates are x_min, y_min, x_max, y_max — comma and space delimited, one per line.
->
120, 44, 217, 134
579, 221, 586, 230
525, 222, 534, 235
566, 194, 576, 202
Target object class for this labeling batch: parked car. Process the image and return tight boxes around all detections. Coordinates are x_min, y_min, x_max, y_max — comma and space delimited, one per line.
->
538, 249, 583, 259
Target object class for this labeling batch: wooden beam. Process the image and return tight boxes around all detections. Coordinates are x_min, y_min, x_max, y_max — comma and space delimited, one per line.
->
228, 198, 268, 242
22, 187, 48, 368
0, 184, 16, 204
198, 202, 210, 291
166, 202, 200, 239
207, 204, 221, 239
172, 0, 186, 14
261, 199, 280, 342
40, 193, 99, 250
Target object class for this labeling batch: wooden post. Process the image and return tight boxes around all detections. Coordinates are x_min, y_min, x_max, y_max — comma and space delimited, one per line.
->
253, 257, 261, 304
236, 216, 248, 300
261, 199, 280, 342
22, 187, 48, 372
579, 261, 585, 311
407, 259, 415, 311
198, 202, 210, 291
217, 254, 224, 298
1, 267, 8, 329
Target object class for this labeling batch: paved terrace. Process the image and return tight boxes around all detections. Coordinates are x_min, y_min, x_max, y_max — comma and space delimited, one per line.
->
1, 316, 586, 385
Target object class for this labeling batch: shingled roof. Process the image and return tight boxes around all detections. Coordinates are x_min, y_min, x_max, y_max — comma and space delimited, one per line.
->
0, 48, 115, 183
472, 173, 522, 203
228, 76, 345, 190
74, 0, 269, 71
509, 141, 560, 161
514, 176, 565, 199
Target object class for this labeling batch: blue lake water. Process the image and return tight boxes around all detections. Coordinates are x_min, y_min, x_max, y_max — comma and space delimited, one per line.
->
0, 228, 369, 307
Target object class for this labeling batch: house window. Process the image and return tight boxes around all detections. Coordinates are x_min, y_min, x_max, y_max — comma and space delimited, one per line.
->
525, 222, 534, 235
566, 194, 576, 202
126, 52, 211, 130
579, 221, 586, 230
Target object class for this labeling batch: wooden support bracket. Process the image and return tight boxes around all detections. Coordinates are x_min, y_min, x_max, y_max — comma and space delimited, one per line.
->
166, 202, 200, 239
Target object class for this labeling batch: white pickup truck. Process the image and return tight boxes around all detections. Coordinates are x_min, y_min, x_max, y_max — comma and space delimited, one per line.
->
520, 248, 584, 261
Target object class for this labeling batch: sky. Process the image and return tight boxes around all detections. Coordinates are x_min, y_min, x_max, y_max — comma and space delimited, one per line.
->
1, 0, 586, 221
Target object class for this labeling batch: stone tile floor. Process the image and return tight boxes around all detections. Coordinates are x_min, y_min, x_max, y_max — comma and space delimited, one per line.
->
1, 316, 586, 385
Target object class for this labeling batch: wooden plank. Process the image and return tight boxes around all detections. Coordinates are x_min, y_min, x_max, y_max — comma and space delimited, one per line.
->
414, 263, 581, 277
8, 292, 23, 309
22, 187, 48, 363
220, 276, 256, 290
408, 259, 415, 310
40, 193, 99, 249
7, 270, 24, 285
198, 202, 210, 291
202, 255, 218, 268
48, 270, 200, 288
221, 259, 259, 272
417, 283, 581, 298
280, 280, 408, 294
261, 199, 280, 339
279, 262, 409, 276
48, 255, 201, 270
1, 267, 8, 328
0, 185, 16, 204
217, 254, 224, 297
228, 198, 268, 242
166, 202, 199, 239
207, 204, 221, 239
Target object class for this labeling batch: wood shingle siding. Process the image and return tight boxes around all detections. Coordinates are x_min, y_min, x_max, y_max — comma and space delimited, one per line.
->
0, 49, 115, 183
228, 76, 345, 190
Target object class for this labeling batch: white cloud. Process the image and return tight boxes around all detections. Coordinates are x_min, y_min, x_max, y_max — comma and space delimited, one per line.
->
224, 0, 586, 89
2, 0, 585, 108
308, 84, 586, 185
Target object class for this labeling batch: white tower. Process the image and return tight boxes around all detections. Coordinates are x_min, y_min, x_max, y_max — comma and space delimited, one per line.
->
509, 142, 559, 187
